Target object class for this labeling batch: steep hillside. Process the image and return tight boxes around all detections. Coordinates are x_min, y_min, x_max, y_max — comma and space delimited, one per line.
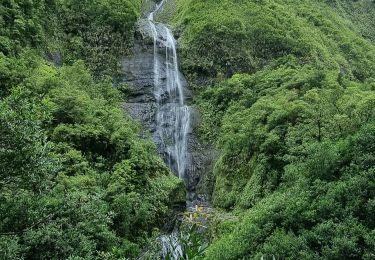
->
329, 0, 375, 43
172, 0, 375, 258
2, 0, 375, 258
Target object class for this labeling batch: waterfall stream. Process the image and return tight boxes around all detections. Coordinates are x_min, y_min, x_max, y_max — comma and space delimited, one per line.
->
147, 0, 191, 180
123, 1, 212, 258
122, 0, 211, 258
146, 1, 190, 258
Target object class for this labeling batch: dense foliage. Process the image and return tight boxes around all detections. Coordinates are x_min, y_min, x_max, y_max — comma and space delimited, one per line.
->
0, 0, 141, 75
329, 0, 375, 43
0, 0, 185, 259
3, 0, 375, 258
172, 0, 375, 259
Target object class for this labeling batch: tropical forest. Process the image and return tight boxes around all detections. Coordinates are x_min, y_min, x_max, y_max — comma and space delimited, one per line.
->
0, 0, 374, 259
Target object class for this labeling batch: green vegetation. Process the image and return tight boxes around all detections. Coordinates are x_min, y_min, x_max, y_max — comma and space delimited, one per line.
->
0, 0, 141, 75
172, 0, 375, 258
328, 0, 375, 43
0, 0, 184, 259
2, 0, 375, 258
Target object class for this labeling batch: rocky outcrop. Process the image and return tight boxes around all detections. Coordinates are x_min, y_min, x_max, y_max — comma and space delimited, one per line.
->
122, 41, 157, 131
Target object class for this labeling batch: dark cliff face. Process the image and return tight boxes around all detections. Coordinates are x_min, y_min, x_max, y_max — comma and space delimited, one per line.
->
122, 39, 157, 130
122, 24, 213, 203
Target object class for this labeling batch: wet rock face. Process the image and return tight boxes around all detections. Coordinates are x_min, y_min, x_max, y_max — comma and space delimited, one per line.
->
122, 21, 211, 201
122, 41, 157, 131
123, 42, 156, 102
45, 51, 62, 66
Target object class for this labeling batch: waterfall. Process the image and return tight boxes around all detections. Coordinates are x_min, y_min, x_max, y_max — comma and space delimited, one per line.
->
145, 1, 191, 259
147, 0, 191, 180
160, 232, 183, 260
123, 1, 210, 258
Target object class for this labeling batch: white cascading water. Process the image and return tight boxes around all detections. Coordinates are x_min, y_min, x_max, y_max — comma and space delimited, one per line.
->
148, 0, 190, 180
146, 1, 190, 258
